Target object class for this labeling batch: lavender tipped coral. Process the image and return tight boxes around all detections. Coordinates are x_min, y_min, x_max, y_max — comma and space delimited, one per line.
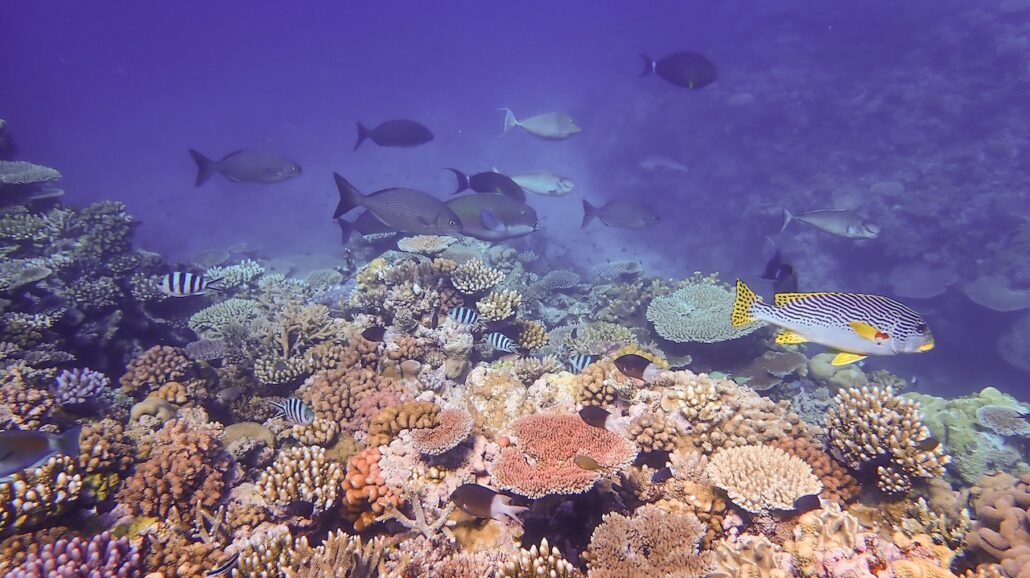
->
51, 368, 112, 408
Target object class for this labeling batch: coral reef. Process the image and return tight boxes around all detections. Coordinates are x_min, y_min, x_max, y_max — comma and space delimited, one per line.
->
451, 258, 503, 294
706, 444, 822, 514
647, 279, 760, 343
410, 408, 474, 456
476, 289, 522, 322
257, 445, 344, 516
4, 531, 142, 577
585, 504, 711, 577
498, 538, 580, 578
966, 472, 1030, 578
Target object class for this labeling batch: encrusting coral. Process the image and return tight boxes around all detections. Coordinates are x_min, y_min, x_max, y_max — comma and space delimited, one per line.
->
966, 472, 1030, 578
410, 408, 474, 456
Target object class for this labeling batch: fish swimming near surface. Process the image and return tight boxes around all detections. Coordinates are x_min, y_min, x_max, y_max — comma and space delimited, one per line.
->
0, 427, 80, 482
582, 199, 660, 229
613, 354, 663, 383
486, 332, 519, 353
447, 169, 526, 202
354, 119, 434, 150
731, 279, 935, 366
206, 551, 240, 577
578, 406, 614, 430
332, 174, 463, 236
500, 108, 581, 140
781, 209, 880, 239
641, 51, 717, 89
269, 398, 315, 426
450, 483, 528, 524
188, 149, 301, 187
159, 272, 221, 297
446, 194, 539, 241
760, 249, 799, 294
501, 169, 574, 197
448, 307, 480, 325
567, 354, 596, 374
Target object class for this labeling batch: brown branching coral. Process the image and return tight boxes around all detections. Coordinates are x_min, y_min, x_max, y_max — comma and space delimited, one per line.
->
257, 445, 344, 516
284, 530, 402, 578
628, 413, 678, 453
0, 369, 57, 430
825, 386, 949, 494
585, 505, 712, 578
499, 538, 581, 578
117, 418, 229, 528
119, 345, 193, 396
366, 400, 441, 447
386, 335, 429, 361
767, 435, 859, 505
342, 448, 403, 531
706, 444, 822, 515
78, 418, 135, 475
299, 367, 401, 432
264, 301, 343, 359
575, 359, 634, 407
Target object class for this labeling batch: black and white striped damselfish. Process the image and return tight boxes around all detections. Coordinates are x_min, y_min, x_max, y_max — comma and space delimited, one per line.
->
270, 398, 315, 425
731, 279, 935, 366
159, 272, 221, 297
567, 354, 595, 374
486, 332, 519, 353
448, 307, 480, 325
206, 551, 239, 577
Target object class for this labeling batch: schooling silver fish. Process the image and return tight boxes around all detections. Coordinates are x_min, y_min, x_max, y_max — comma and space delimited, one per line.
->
0, 427, 80, 482
189, 149, 301, 187
500, 108, 581, 140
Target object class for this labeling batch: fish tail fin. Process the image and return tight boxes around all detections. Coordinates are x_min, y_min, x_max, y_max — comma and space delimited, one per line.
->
500, 108, 517, 134
640, 54, 655, 76
780, 209, 794, 233
55, 425, 81, 458
581, 199, 598, 229
446, 168, 470, 194
732, 279, 763, 327
354, 122, 370, 151
336, 218, 354, 243
188, 149, 217, 187
333, 173, 363, 219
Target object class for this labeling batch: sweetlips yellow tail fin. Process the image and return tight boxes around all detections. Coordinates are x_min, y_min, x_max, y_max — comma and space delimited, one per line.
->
831, 352, 867, 366
732, 279, 761, 327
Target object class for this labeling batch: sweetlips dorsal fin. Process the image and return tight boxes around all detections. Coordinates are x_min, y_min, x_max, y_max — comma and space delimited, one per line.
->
774, 292, 831, 306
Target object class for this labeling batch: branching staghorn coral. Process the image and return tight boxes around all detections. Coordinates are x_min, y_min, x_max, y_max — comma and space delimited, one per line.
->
476, 289, 522, 322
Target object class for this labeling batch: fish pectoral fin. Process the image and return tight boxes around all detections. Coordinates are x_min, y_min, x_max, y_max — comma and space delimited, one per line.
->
774, 330, 808, 344
849, 321, 886, 342
831, 352, 867, 366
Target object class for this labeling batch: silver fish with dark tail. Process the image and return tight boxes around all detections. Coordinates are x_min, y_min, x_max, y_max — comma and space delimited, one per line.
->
189, 149, 301, 187
781, 209, 880, 239
0, 427, 80, 482
582, 199, 660, 229
500, 108, 581, 140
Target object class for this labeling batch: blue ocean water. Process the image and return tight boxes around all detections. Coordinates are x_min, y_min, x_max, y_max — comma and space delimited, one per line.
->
1, 2, 1029, 575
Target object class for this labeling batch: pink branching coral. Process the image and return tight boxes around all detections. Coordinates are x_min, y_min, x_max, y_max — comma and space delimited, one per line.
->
491, 413, 637, 498
411, 408, 474, 456
116, 418, 229, 528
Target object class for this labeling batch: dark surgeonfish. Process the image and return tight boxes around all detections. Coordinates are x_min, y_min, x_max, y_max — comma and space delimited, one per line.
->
641, 51, 717, 89
188, 149, 301, 187
354, 119, 434, 150
0, 427, 81, 482
361, 326, 388, 342
732, 279, 935, 366
500, 108, 581, 140
450, 483, 528, 524
446, 168, 526, 202
578, 406, 614, 430
332, 173, 462, 236
760, 249, 799, 294
582, 199, 660, 229
446, 194, 539, 241
160, 272, 222, 297
613, 354, 663, 383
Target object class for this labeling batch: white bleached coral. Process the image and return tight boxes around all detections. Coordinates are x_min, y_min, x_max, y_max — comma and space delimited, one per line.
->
706, 444, 822, 514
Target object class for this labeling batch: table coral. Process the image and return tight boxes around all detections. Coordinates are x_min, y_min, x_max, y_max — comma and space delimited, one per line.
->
707, 444, 822, 515
397, 234, 457, 255
117, 418, 229, 528
709, 533, 790, 578
647, 281, 761, 343
825, 386, 949, 494
491, 412, 637, 498
585, 504, 712, 578
407, 408, 472, 456
256, 445, 344, 516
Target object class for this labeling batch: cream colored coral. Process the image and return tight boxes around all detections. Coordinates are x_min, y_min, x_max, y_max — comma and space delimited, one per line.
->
706, 444, 822, 514
256, 446, 343, 515
396, 235, 457, 255
497, 538, 578, 578
450, 258, 503, 294
476, 289, 522, 322
709, 534, 788, 578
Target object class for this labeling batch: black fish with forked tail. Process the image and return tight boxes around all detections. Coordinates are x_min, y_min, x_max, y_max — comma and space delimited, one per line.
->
354, 119, 433, 150
641, 51, 717, 89
760, 249, 799, 294
446, 168, 526, 202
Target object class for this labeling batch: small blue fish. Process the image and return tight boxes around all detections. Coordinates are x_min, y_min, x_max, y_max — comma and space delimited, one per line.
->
486, 332, 518, 353
270, 398, 315, 425
567, 354, 595, 373
448, 306, 480, 325
160, 272, 221, 297
0, 427, 80, 482
206, 551, 239, 577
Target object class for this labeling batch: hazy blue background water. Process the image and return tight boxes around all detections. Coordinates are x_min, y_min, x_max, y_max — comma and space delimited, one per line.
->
3, 0, 1028, 399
